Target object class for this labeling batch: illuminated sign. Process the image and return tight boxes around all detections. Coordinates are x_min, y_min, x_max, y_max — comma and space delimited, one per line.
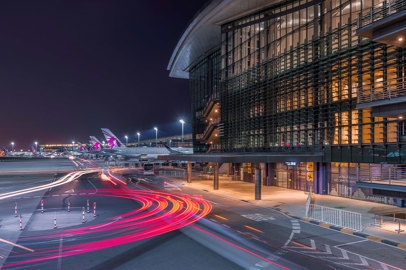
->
307, 162, 314, 182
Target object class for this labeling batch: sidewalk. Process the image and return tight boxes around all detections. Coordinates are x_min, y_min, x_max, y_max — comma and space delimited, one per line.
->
179, 177, 406, 247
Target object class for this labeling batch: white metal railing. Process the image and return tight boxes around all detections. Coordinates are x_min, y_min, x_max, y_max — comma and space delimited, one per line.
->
357, 0, 406, 29
157, 170, 185, 178
307, 204, 363, 231
358, 81, 406, 104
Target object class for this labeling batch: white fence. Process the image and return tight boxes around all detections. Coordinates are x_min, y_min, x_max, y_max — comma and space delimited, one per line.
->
307, 204, 363, 231
157, 170, 185, 178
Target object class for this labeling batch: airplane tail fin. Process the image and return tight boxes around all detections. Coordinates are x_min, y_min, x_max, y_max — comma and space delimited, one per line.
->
101, 129, 125, 149
77, 142, 84, 152
162, 143, 182, 154
89, 136, 104, 150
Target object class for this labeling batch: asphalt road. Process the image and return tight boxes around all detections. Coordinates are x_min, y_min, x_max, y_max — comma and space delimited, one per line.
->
0, 160, 405, 270
128, 170, 406, 270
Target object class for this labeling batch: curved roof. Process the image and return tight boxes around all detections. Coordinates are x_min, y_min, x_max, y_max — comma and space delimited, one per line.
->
168, 0, 280, 79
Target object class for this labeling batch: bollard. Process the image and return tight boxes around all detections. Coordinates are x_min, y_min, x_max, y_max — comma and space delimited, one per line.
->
19, 214, 22, 230
15, 202, 18, 217
68, 200, 70, 212
54, 216, 57, 229
82, 207, 85, 223
395, 219, 404, 234
41, 200, 44, 213
93, 202, 96, 217
87, 200, 90, 213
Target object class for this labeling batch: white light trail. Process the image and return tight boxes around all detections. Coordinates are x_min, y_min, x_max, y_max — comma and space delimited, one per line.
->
0, 169, 99, 200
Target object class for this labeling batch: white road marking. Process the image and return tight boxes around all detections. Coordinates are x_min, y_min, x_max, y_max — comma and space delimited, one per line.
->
285, 238, 402, 270
334, 239, 368, 248
87, 179, 98, 192
57, 236, 63, 270
242, 213, 275, 222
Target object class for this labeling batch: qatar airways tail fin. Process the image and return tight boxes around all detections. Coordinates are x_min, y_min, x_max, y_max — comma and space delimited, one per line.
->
101, 128, 126, 149
77, 142, 85, 152
89, 136, 104, 151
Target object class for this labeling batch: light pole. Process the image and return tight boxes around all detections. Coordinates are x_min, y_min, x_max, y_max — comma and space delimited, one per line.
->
11, 142, 14, 152
125, 135, 128, 146
179, 119, 185, 147
72, 141, 75, 151
137, 132, 140, 147
35, 141, 38, 152
154, 127, 158, 147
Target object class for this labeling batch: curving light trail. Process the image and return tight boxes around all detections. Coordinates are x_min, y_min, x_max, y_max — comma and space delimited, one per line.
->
0, 170, 99, 200
2, 168, 212, 268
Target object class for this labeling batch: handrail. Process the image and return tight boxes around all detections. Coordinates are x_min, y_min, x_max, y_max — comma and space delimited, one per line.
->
357, 80, 406, 104
357, 0, 406, 29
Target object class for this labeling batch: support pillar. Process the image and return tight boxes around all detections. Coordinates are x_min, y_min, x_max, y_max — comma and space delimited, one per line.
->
266, 163, 275, 186
226, 163, 231, 177
214, 163, 219, 190
260, 163, 266, 187
315, 162, 330, 195
255, 168, 262, 200
187, 161, 192, 183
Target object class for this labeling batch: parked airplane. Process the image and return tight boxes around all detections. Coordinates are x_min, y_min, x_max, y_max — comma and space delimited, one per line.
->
89, 136, 104, 151
101, 128, 192, 160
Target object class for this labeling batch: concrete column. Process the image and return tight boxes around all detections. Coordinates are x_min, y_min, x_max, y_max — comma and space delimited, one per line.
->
260, 163, 266, 186
255, 168, 262, 200
266, 163, 276, 186
226, 163, 231, 176
315, 162, 330, 195
187, 161, 192, 183
214, 163, 219, 190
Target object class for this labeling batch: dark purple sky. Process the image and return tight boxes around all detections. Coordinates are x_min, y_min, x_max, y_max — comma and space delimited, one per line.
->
0, 0, 207, 149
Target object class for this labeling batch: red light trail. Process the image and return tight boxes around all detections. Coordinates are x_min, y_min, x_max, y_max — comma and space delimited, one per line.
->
2, 169, 212, 268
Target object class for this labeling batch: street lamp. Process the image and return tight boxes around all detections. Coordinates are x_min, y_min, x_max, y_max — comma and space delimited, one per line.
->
11, 142, 15, 152
179, 119, 185, 147
34, 141, 38, 152
125, 135, 128, 145
137, 132, 140, 147
72, 141, 75, 151
154, 127, 158, 147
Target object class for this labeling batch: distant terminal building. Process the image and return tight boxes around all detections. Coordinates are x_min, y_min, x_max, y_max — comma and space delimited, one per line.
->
127, 134, 192, 148
168, 0, 406, 206
40, 134, 192, 152
40, 144, 77, 152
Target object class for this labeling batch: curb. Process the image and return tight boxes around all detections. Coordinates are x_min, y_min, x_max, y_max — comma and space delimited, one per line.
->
271, 206, 406, 251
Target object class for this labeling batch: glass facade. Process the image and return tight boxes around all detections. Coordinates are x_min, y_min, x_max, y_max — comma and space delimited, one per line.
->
219, 0, 406, 163
184, 0, 406, 205
189, 50, 222, 153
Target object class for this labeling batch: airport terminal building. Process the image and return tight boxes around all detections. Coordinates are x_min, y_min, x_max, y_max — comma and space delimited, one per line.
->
168, 0, 406, 206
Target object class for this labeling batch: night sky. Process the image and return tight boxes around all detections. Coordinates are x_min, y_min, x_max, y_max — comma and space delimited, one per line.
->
0, 0, 208, 149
